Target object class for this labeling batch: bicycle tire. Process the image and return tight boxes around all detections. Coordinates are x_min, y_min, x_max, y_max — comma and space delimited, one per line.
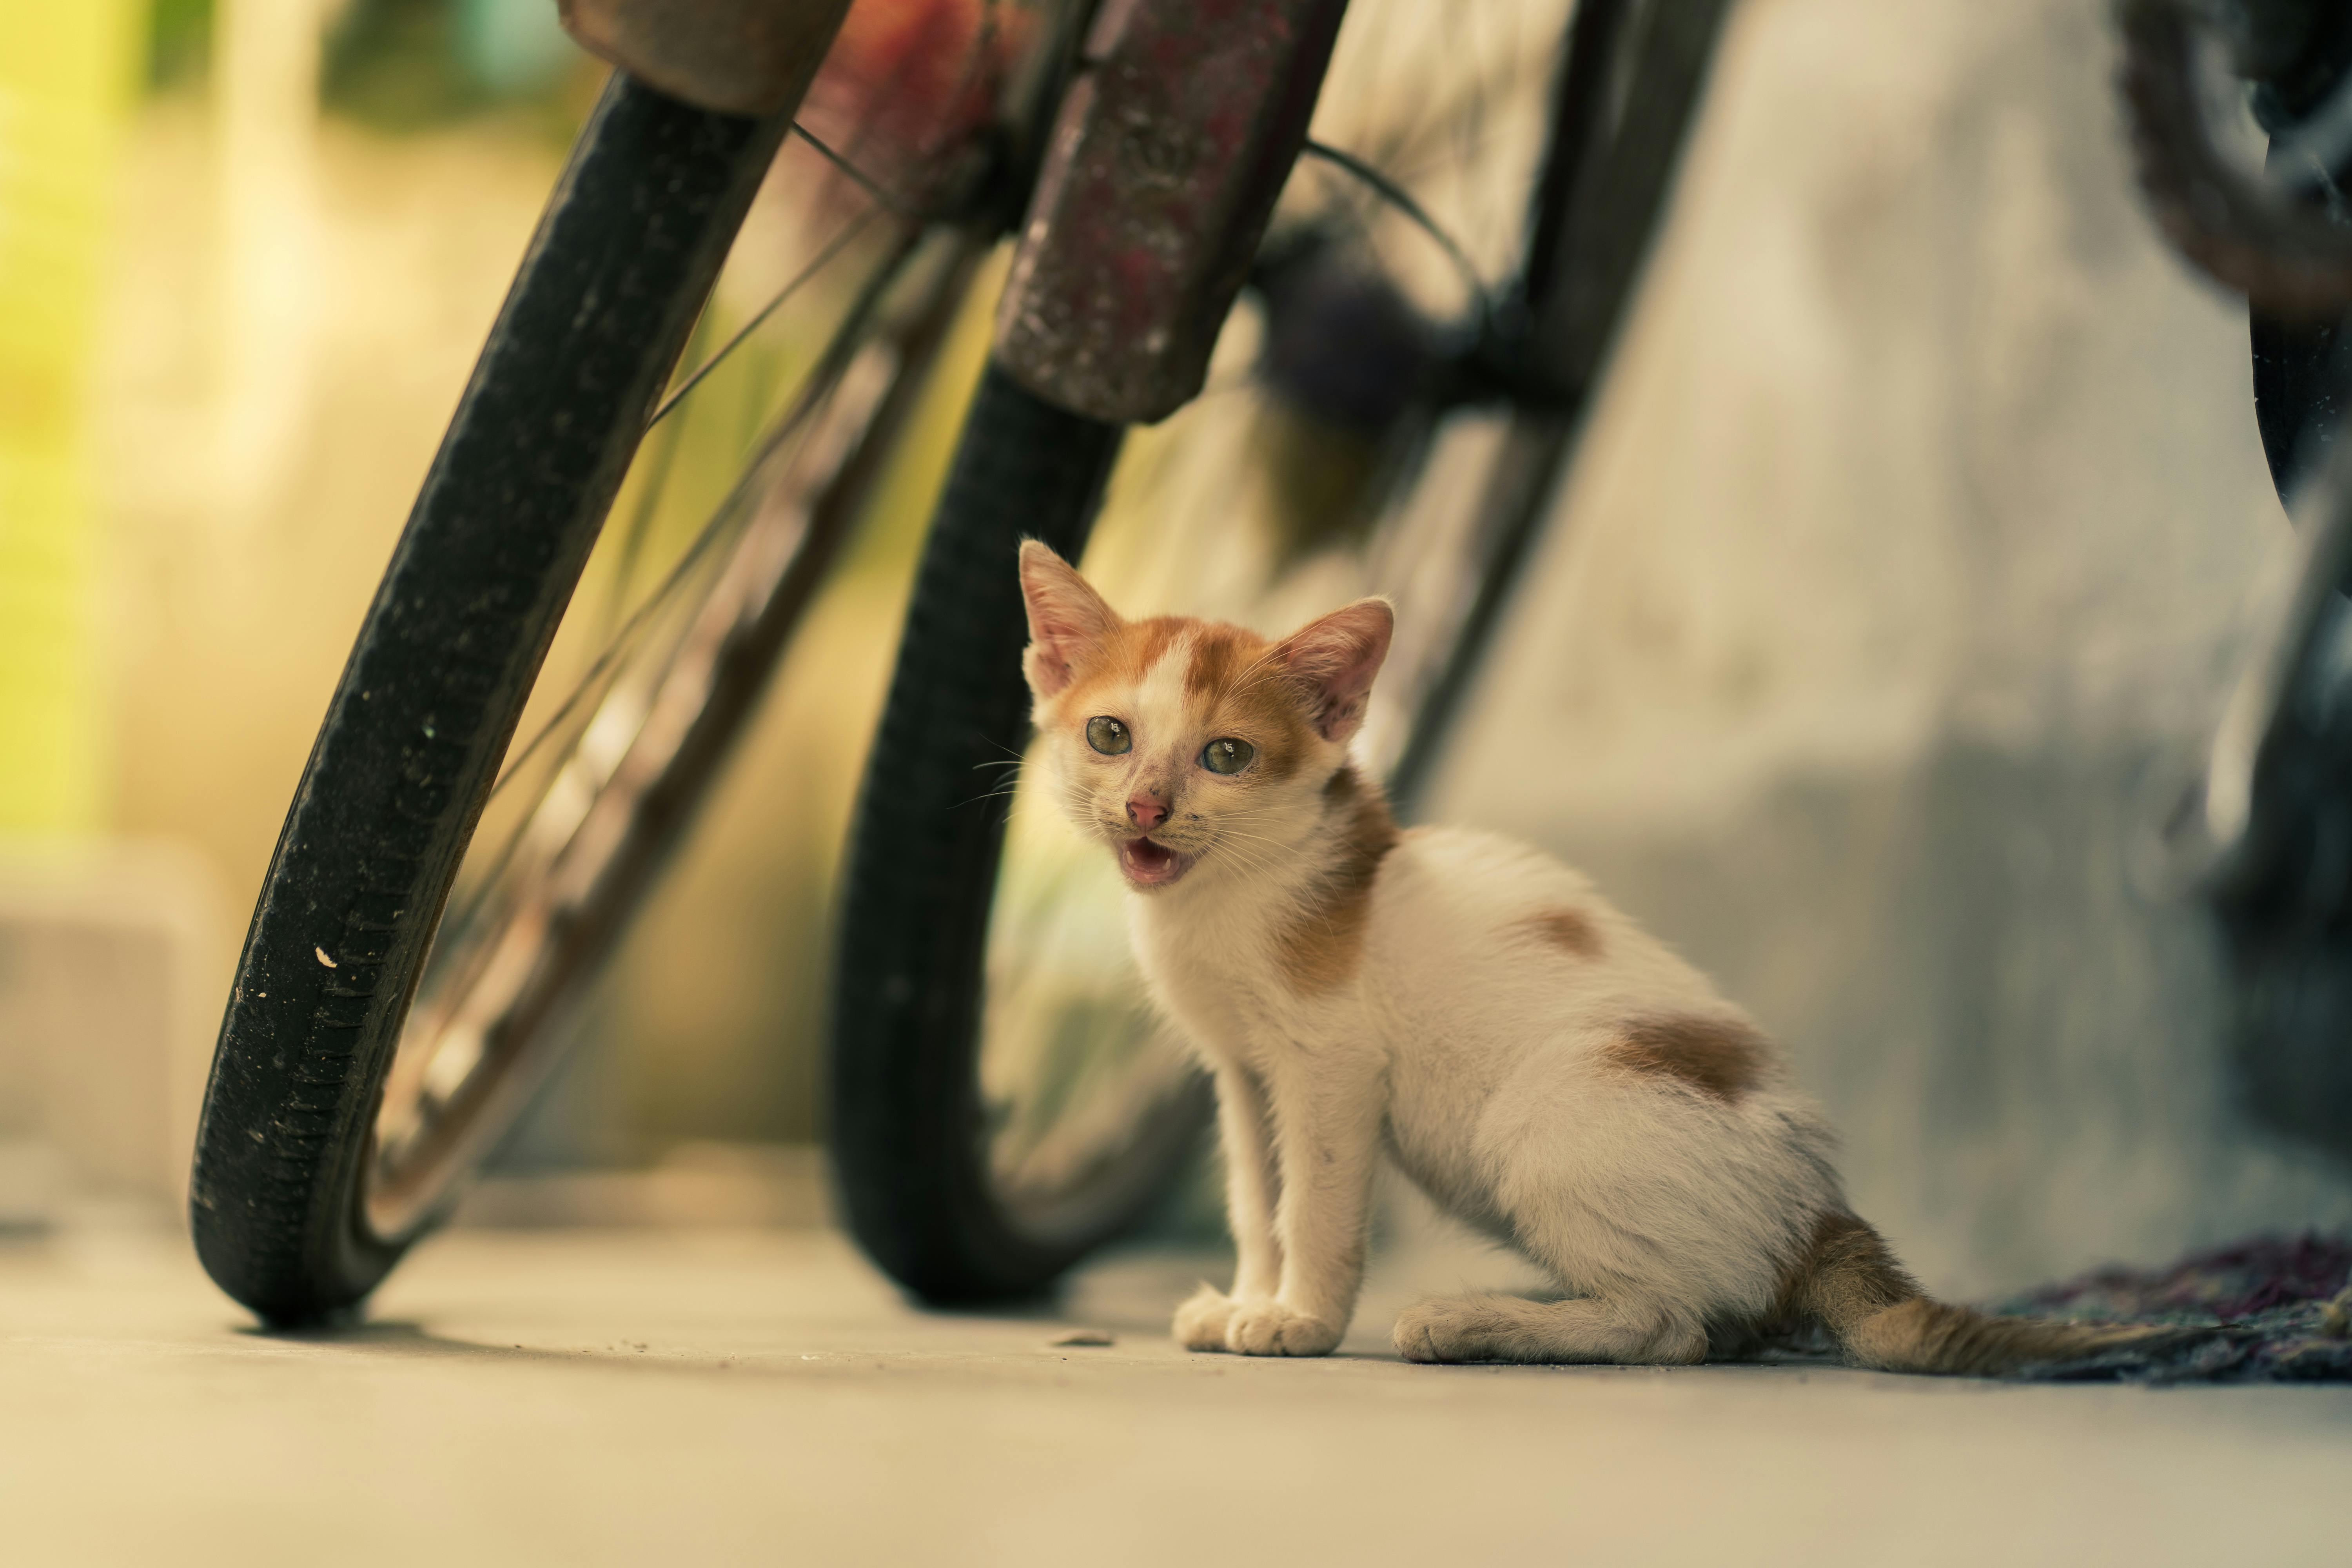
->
361, 229, 984, 1248
831, 361, 1225, 1303
827, 0, 1734, 1304
190, 75, 789, 1325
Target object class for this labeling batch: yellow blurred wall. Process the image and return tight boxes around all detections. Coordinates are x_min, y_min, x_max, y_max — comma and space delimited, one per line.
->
0, 6, 143, 833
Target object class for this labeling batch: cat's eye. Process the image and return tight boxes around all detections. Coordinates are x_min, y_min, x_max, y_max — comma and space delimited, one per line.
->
1200, 738, 1254, 775
1085, 716, 1131, 755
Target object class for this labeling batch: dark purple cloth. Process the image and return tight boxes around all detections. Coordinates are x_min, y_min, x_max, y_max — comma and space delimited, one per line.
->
1993, 1232, 2352, 1383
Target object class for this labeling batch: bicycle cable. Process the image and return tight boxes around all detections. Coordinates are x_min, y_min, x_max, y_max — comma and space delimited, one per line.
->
649, 201, 890, 429
1299, 136, 1495, 330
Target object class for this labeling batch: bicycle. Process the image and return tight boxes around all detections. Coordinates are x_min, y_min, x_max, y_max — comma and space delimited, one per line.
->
2120, 0, 2352, 1163
188, 0, 1739, 1323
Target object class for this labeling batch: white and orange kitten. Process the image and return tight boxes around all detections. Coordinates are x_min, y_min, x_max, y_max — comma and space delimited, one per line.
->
1017, 540, 2136, 1373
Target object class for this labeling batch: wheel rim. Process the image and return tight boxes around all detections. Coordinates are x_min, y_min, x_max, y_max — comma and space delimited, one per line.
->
358, 0, 1084, 1245
365, 229, 987, 1244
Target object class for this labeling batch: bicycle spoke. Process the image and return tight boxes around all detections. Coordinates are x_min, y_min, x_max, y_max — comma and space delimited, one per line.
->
650, 203, 889, 429
449, 229, 926, 946
598, 356, 698, 641
790, 122, 923, 217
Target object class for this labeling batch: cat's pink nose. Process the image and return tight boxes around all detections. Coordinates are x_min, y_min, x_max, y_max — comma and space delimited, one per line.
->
1126, 793, 1169, 832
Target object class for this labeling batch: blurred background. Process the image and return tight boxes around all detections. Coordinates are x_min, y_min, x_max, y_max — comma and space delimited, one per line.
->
3, 0, 2350, 1298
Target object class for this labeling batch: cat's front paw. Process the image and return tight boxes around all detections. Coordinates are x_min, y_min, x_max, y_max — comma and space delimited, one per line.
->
1172, 1283, 1240, 1351
1225, 1299, 1343, 1357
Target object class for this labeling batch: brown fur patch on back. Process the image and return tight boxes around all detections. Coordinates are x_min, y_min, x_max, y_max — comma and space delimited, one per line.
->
1274, 767, 1400, 993
1520, 906, 1603, 959
1602, 1013, 1769, 1102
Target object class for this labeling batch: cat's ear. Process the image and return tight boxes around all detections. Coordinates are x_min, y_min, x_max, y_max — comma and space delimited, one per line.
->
1275, 598, 1393, 744
1018, 540, 1121, 699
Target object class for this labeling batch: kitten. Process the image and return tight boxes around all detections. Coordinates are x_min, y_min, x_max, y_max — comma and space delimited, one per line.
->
1016, 540, 2138, 1372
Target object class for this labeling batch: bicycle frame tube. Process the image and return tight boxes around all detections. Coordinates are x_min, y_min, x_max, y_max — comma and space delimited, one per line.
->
1390, 0, 1737, 812
995, 0, 1353, 423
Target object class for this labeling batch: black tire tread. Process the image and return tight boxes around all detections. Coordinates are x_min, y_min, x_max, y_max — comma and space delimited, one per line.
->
190, 79, 786, 1324
828, 361, 1149, 1303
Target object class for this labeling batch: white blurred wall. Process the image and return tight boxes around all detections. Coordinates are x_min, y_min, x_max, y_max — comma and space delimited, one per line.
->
1436, 0, 2352, 1296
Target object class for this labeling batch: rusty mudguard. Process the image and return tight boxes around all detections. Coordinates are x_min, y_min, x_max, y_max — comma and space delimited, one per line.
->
995, 0, 1352, 424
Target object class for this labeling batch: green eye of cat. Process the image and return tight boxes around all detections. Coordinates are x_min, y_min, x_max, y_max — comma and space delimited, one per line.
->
1085, 716, 1131, 755
1200, 738, 1254, 775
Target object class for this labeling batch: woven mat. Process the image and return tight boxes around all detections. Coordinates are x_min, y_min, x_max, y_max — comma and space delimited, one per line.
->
1992, 1232, 2352, 1384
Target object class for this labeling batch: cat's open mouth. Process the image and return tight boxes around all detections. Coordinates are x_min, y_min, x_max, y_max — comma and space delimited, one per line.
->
1117, 836, 1193, 888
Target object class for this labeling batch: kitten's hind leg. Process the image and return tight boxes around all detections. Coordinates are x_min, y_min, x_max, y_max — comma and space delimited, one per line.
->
1393, 1294, 1706, 1366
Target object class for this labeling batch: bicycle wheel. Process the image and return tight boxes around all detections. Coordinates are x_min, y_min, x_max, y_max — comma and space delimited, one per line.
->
191, 0, 1078, 1325
830, 0, 1736, 1302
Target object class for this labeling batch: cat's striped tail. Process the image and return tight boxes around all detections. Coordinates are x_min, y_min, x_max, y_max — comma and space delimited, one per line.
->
1787, 1212, 2165, 1376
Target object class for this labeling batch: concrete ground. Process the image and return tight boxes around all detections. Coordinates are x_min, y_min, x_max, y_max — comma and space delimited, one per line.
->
3, 1224, 2347, 1566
